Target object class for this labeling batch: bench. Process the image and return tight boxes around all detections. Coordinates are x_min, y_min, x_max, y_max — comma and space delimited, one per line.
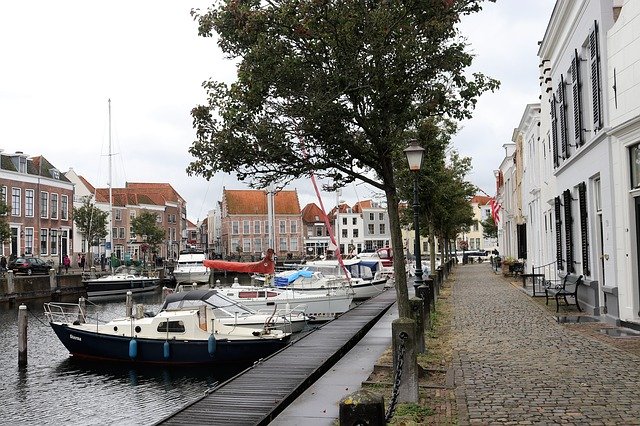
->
545, 274, 584, 313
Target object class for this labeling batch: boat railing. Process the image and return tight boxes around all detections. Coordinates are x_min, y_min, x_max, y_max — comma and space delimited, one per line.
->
44, 300, 105, 327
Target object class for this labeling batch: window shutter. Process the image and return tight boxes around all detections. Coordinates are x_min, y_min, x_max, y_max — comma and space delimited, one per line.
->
555, 196, 563, 270
578, 182, 590, 276
551, 96, 559, 168
590, 21, 602, 130
559, 76, 569, 159
563, 189, 574, 273
572, 49, 583, 146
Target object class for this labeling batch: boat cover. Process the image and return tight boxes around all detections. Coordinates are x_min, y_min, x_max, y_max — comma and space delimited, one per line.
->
274, 269, 314, 287
203, 249, 275, 274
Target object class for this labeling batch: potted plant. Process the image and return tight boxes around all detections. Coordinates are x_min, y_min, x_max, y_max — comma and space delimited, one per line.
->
502, 256, 516, 276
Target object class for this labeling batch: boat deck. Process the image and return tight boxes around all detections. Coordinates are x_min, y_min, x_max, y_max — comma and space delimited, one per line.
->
155, 288, 396, 425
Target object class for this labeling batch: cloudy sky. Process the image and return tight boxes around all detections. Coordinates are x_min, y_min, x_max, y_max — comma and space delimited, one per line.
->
0, 0, 555, 223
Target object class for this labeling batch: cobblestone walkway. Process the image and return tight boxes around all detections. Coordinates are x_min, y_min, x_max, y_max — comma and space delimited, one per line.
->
452, 264, 640, 425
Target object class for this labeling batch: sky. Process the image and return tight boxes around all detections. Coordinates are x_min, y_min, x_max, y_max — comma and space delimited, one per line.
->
0, 0, 555, 223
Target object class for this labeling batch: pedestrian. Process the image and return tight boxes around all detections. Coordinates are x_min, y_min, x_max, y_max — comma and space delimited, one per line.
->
63, 254, 71, 273
80, 254, 86, 271
0, 256, 6, 272
100, 254, 106, 271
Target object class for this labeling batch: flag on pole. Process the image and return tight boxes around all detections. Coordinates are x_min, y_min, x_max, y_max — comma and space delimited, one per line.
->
489, 198, 501, 225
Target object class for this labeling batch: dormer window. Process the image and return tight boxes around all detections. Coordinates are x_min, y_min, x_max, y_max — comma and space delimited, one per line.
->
50, 168, 60, 179
19, 157, 27, 173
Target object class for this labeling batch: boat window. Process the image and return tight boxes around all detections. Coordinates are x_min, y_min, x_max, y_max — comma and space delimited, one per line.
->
157, 321, 185, 333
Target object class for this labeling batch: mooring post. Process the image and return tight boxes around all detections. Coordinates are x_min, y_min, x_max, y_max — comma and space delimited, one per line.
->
18, 304, 27, 366
48, 268, 56, 291
391, 318, 418, 403
339, 389, 385, 426
90, 266, 97, 279
77, 297, 86, 323
416, 282, 431, 330
7, 270, 15, 294
409, 297, 425, 353
125, 291, 133, 317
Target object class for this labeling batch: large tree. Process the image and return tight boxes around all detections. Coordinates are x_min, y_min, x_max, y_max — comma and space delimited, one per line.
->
188, 0, 498, 321
73, 198, 108, 264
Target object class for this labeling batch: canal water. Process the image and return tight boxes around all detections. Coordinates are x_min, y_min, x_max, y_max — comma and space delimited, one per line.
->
0, 275, 277, 425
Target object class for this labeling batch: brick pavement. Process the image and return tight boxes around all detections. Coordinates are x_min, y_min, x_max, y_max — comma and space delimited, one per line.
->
452, 264, 640, 425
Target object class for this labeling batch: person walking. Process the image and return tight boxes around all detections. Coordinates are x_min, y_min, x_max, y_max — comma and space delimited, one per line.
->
62, 254, 71, 273
79, 254, 86, 271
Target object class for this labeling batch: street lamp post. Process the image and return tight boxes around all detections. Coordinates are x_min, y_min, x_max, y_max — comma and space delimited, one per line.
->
404, 140, 425, 291
58, 227, 63, 274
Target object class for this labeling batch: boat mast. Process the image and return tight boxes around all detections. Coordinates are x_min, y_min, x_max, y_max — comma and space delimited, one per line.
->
106, 99, 113, 266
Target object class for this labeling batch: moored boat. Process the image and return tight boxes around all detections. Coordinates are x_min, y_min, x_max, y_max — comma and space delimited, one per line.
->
171, 250, 210, 284
44, 290, 291, 365
83, 265, 159, 300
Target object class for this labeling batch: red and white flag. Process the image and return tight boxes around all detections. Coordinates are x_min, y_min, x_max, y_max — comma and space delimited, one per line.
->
489, 198, 501, 225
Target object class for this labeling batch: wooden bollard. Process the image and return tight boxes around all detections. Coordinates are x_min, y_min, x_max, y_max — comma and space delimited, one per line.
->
48, 268, 56, 290
339, 389, 385, 426
7, 270, 14, 294
392, 318, 418, 403
78, 297, 86, 323
125, 291, 133, 317
18, 304, 27, 366
409, 297, 425, 353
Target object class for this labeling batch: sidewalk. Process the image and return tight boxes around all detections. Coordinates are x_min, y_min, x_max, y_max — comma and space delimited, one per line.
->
453, 263, 640, 425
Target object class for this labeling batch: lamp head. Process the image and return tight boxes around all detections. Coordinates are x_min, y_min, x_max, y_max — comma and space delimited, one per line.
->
404, 139, 425, 171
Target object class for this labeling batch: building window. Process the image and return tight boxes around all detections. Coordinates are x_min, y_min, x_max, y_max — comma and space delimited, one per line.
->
40, 192, 49, 218
353, 229, 359, 238
50, 193, 58, 219
119, 228, 125, 239
231, 238, 240, 252
112, 227, 118, 239
368, 224, 375, 235
352, 218, 357, 225
11, 188, 21, 216
254, 220, 261, 234
50, 229, 58, 255
279, 237, 288, 251
254, 238, 262, 253
61, 195, 68, 220
40, 229, 48, 255
243, 220, 250, 234
25, 228, 34, 255
25, 190, 34, 217
290, 237, 298, 252
630, 143, 640, 189
130, 226, 136, 239
0, 186, 6, 204
369, 213, 374, 221
18, 157, 26, 173
379, 213, 383, 220
342, 229, 348, 238
115, 209, 122, 221
264, 221, 270, 235
242, 239, 251, 253
156, 213, 162, 223
342, 217, 347, 225
130, 210, 136, 220
315, 226, 323, 237
290, 220, 297, 234
279, 220, 286, 234
232, 221, 239, 235
379, 224, 386, 234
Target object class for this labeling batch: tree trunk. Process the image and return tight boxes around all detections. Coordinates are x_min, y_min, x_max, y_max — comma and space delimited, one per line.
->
384, 186, 410, 319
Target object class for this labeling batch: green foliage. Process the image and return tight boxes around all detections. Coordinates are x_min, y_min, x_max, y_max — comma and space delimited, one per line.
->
188, 0, 498, 318
389, 403, 433, 424
0, 200, 10, 244
73, 198, 108, 248
480, 216, 497, 238
131, 211, 165, 250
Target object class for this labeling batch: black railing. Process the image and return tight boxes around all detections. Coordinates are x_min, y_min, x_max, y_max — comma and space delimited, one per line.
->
520, 260, 560, 297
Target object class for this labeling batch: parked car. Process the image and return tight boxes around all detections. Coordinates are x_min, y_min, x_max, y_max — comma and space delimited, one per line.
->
8, 257, 51, 275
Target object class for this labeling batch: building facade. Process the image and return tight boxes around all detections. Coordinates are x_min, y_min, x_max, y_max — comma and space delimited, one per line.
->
1, 152, 74, 266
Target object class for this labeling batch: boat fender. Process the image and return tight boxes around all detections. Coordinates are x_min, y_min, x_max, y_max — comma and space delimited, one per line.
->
163, 341, 170, 360
252, 331, 261, 337
129, 338, 138, 360
208, 334, 216, 356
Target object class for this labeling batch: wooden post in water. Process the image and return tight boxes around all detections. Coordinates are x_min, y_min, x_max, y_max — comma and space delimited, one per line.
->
78, 297, 86, 323
7, 270, 14, 294
18, 304, 27, 366
125, 291, 133, 317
